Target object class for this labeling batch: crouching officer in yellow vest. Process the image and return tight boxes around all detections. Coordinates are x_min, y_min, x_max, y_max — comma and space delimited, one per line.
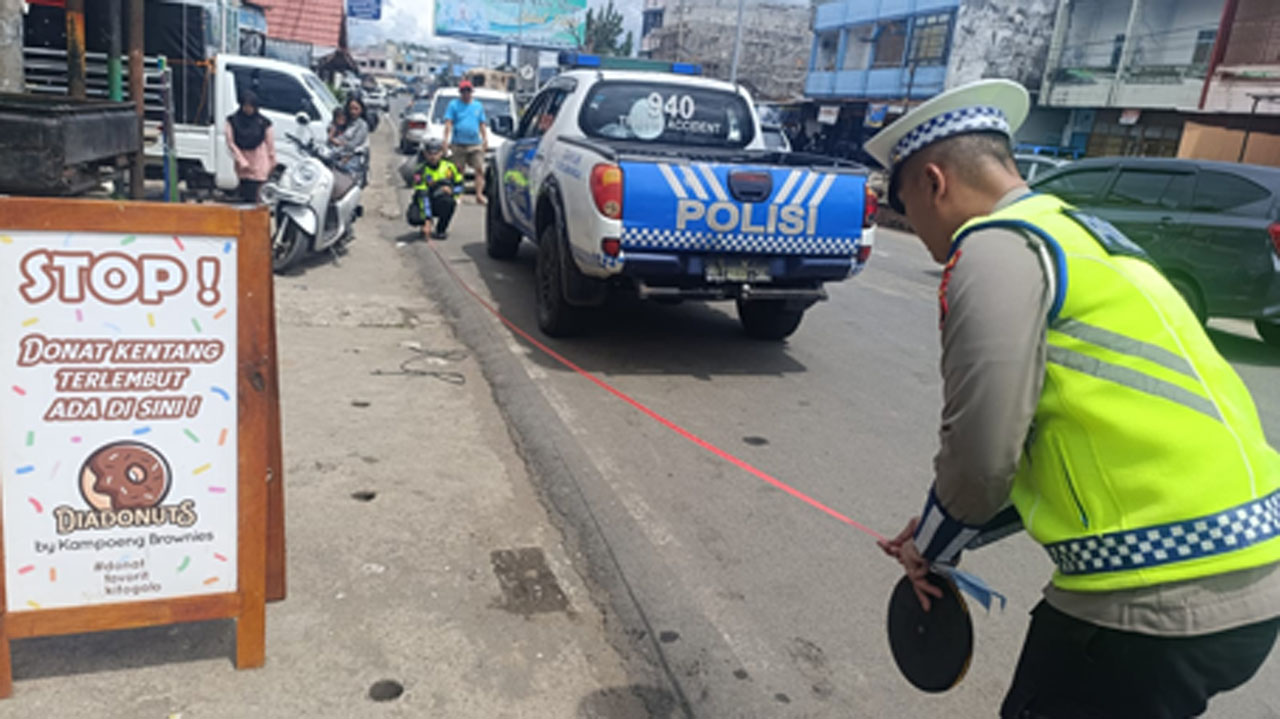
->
870, 79, 1280, 718
411, 139, 464, 240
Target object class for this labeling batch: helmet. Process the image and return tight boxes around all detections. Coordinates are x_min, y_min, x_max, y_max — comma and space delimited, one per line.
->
421, 139, 445, 154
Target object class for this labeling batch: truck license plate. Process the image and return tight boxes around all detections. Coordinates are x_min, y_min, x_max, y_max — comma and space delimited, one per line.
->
706, 258, 772, 283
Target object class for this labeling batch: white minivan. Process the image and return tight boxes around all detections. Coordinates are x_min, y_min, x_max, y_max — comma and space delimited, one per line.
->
424, 87, 518, 161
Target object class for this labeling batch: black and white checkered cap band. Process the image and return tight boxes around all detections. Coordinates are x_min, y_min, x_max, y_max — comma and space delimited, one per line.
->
890, 105, 1011, 166
1046, 490, 1280, 576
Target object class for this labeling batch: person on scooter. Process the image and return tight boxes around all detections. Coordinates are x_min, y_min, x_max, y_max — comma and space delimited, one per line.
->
411, 139, 463, 240
334, 97, 370, 183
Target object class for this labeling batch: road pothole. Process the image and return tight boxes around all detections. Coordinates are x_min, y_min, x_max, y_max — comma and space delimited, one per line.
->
351, 490, 377, 502
490, 547, 569, 615
368, 679, 404, 702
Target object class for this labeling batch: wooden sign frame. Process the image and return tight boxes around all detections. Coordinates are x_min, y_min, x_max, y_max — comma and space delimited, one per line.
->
0, 197, 283, 697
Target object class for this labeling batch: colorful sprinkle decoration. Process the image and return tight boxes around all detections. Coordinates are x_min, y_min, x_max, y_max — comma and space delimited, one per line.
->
208, 485, 227, 494
133, 426, 152, 436
15, 465, 34, 475
184, 429, 200, 443
70, 436, 82, 444
17, 565, 34, 575
214, 308, 228, 320
49, 568, 56, 582
222, 241, 232, 254
173, 235, 186, 251
11, 385, 25, 396
147, 312, 156, 328
75, 308, 83, 323
120, 235, 137, 246
27, 497, 42, 513
193, 463, 212, 475
218, 428, 229, 446
0, 235, 12, 244
202, 576, 220, 586
211, 386, 230, 401
21, 317, 38, 327
26, 600, 40, 609
104, 322, 122, 334
177, 556, 190, 573
214, 553, 229, 562
25, 430, 33, 446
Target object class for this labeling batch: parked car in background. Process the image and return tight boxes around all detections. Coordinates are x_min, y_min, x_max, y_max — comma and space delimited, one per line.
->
363, 86, 389, 112
424, 87, 518, 171
398, 98, 433, 153
1015, 153, 1067, 182
1032, 157, 1280, 345
761, 124, 792, 152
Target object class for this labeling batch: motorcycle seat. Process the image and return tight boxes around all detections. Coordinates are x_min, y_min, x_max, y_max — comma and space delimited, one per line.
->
332, 170, 357, 199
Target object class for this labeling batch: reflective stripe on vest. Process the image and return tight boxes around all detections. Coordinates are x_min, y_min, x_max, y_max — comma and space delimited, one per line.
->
953, 193, 1280, 592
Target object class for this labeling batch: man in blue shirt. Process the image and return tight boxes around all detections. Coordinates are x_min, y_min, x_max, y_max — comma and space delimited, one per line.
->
442, 80, 490, 203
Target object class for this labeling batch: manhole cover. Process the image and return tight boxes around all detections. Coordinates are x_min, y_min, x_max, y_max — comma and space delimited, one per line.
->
351, 490, 377, 502
368, 679, 404, 702
490, 547, 570, 615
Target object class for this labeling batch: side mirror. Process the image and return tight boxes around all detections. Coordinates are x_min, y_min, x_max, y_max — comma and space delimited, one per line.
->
295, 111, 311, 126
490, 115, 514, 138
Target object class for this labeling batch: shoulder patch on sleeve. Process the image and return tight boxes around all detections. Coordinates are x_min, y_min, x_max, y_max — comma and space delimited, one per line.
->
1062, 209, 1153, 262
938, 249, 963, 330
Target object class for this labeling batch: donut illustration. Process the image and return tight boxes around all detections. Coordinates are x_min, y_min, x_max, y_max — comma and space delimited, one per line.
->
79, 441, 172, 511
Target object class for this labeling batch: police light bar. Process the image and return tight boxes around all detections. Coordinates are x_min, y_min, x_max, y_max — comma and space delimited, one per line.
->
557, 51, 702, 75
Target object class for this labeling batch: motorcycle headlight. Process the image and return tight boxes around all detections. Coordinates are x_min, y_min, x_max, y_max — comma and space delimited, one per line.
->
290, 163, 318, 190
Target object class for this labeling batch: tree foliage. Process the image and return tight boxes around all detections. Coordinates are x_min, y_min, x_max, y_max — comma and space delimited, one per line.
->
581, 1, 633, 57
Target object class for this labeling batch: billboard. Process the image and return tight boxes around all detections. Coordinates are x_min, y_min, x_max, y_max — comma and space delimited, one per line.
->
435, 0, 587, 48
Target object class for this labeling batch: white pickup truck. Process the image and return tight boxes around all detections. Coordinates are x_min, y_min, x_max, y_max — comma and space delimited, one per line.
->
147, 54, 342, 193
485, 54, 875, 340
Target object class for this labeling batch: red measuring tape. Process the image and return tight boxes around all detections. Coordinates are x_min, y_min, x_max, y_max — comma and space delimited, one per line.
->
427, 239, 887, 543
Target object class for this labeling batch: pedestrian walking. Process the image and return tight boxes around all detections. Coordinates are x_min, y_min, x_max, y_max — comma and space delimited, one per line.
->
870, 79, 1280, 719
224, 90, 275, 203
408, 139, 463, 240
442, 79, 489, 203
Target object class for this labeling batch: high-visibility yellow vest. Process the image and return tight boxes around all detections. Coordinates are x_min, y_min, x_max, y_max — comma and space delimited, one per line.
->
954, 193, 1280, 592
414, 160, 461, 191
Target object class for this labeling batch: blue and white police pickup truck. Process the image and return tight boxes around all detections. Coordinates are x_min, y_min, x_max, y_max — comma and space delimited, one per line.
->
485, 53, 875, 339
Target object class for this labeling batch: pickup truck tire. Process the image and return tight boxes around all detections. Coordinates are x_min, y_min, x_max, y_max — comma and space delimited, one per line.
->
1255, 320, 1280, 348
536, 225, 588, 337
737, 299, 805, 341
485, 184, 522, 259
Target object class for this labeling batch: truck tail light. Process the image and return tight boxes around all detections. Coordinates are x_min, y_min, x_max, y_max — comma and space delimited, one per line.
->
863, 185, 878, 228
602, 238, 621, 257
409, 121, 426, 130
857, 244, 872, 264
1270, 222, 1280, 258
591, 163, 623, 220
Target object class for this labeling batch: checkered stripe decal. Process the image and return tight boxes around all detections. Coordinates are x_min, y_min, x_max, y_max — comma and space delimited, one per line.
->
1045, 490, 1280, 575
890, 105, 1010, 165
621, 228, 859, 256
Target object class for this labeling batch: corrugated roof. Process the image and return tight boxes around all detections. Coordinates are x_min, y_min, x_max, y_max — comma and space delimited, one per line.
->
254, 0, 345, 48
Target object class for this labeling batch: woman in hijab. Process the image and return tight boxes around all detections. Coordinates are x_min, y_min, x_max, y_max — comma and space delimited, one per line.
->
333, 96, 370, 179
224, 90, 276, 203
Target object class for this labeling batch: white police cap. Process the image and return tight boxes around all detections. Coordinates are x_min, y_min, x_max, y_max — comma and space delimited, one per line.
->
864, 79, 1030, 172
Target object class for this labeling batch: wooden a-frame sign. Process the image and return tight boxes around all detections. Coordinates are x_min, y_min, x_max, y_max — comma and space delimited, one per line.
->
0, 197, 285, 697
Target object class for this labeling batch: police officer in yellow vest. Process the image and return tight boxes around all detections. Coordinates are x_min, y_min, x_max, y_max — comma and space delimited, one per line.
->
870, 79, 1280, 718
412, 139, 465, 240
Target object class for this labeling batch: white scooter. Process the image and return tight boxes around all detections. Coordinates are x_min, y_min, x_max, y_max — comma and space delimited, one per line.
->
261, 112, 365, 273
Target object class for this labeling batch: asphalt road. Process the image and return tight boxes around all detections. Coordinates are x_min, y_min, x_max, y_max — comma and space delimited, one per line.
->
383, 105, 1280, 718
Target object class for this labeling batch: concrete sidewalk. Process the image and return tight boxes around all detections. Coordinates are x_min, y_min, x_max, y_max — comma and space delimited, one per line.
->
5, 129, 657, 718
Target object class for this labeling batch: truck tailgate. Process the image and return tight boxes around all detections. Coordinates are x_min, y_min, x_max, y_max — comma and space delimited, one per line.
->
619, 160, 865, 257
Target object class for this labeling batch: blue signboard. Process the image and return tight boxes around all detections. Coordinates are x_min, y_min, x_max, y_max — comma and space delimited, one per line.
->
348, 0, 382, 20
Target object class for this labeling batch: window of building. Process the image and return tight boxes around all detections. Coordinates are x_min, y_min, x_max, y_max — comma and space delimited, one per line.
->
815, 31, 839, 72
872, 20, 908, 68
908, 12, 951, 65
844, 24, 874, 70
1191, 29, 1217, 68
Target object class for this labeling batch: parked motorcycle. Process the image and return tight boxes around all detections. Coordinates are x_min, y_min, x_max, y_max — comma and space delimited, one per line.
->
261, 113, 364, 273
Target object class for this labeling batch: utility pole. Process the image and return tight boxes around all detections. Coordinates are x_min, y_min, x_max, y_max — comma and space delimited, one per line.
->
129, 0, 146, 199
0, 0, 22, 94
729, 0, 745, 84
66, 0, 87, 100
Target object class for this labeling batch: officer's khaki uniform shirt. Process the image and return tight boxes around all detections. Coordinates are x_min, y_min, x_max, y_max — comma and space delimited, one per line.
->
936, 188, 1280, 636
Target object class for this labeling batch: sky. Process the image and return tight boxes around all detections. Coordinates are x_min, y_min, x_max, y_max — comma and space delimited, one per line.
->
347, 0, 644, 65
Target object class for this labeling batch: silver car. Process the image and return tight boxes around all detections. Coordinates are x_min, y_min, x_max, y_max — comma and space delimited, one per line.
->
398, 98, 433, 154
1015, 153, 1068, 182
